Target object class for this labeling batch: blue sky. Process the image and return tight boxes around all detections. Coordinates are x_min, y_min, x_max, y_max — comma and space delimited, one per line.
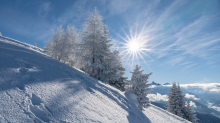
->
0, 0, 220, 84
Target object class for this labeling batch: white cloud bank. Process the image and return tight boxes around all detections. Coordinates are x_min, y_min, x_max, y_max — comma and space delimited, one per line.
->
163, 83, 220, 92
210, 106, 220, 112
185, 93, 200, 100
210, 88, 220, 92
147, 93, 168, 102
189, 101, 197, 108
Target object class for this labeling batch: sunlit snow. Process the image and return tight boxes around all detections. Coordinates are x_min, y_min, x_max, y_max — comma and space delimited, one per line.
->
0, 36, 190, 123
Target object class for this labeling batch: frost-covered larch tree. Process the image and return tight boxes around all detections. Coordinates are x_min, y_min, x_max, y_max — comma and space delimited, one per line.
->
103, 49, 127, 91
44, 26, 64, 60
185, 99, 198, 123
80, 7, 112, 80
64, 26, 79, 66
44, 25, 78, 65
130, 65, 152, 110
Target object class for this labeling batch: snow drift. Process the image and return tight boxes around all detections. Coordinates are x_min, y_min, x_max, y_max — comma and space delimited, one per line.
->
0, 36, 190, 123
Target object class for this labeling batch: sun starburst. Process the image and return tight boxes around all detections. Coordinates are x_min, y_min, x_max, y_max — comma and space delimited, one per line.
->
114, 28, 152, 68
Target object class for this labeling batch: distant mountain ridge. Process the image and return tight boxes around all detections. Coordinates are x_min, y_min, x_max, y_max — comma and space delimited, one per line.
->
150, 81, 171, 86
151, 81, 161, 86
163, 83, 170, 85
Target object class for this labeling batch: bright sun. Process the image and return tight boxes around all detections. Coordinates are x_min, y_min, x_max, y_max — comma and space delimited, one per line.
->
128, 41, 140, 52
118, 27, 152, 67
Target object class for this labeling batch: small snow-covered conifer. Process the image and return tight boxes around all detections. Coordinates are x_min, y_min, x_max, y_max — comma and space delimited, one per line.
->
130, 65, 152, 110
34, 42, 37, 46
0, 32, 2, 36
167, 82, 197, 122
166, 82, 180, 114
184, 99, 198, 123
176, 83, 185, 118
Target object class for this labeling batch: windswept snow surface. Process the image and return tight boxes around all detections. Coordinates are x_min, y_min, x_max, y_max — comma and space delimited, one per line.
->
0, 36, 190, 123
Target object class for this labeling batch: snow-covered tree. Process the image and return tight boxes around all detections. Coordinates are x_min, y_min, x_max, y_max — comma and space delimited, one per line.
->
45, 26, 65, 60
64, 26, 79, 66
166, 82, 197, 122
44, 25, 78, 65
79, 8, 112, 79
34, 42, 37, 46
130, 65, 152, 110
0, 32, 2, 36
176, 83, 185, 118
166, 82, 180, 114
184, 99, 198, 123
103, 49, 127, 91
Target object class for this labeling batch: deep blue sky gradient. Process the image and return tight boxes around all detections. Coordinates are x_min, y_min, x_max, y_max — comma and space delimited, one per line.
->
0, 0, 220, 84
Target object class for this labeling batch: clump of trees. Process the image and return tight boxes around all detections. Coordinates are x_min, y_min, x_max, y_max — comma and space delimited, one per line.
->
44, 25, 79, 67
44, 8, 127, 91
167, 82, 198, 123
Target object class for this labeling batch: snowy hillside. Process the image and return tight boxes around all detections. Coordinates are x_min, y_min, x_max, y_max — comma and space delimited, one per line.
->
0, 36, 190, 123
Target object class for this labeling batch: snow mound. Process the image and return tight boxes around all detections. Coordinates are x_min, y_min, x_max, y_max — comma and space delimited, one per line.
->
0, 36, 190, 123
124, 91, 139, 107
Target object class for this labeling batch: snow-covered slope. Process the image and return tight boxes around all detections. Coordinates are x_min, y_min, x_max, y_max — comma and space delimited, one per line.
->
0, 36, 190, 123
